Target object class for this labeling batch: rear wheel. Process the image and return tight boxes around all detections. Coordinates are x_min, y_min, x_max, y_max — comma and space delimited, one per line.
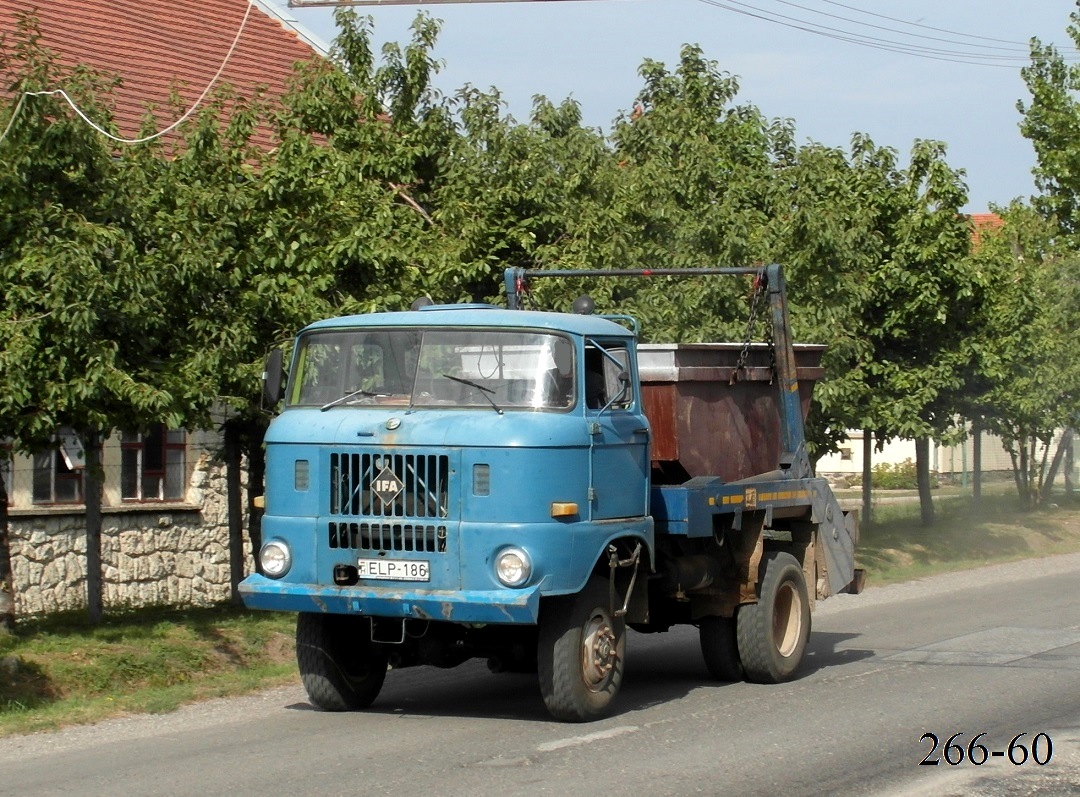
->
296, 613, 388, 711
736, 552, 810, 683
538, 576, 625, 722
699, 615, 743, 682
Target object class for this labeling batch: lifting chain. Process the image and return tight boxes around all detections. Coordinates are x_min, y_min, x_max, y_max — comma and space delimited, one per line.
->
731, 268, 771, 385
514, 272, 532, 311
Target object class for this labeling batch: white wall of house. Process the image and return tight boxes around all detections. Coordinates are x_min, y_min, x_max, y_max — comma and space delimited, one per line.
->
816, 432, 918, 476
3, 424, 250, 617
817, 427, 1075, 483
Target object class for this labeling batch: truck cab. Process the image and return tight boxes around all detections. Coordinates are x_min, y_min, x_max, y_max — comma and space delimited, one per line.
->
242, 305, 655, 719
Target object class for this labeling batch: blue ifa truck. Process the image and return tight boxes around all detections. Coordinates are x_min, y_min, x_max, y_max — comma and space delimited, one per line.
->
241, 264, 861, 722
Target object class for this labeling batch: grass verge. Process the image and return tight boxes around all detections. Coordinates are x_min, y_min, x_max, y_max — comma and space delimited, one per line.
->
0, 606, 296, 738
2, 491, 1079, 737
855, 492, 1080, 585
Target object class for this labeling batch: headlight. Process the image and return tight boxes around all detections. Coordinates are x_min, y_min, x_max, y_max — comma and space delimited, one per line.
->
260, 540, 292, 578
494, 547, 532, 588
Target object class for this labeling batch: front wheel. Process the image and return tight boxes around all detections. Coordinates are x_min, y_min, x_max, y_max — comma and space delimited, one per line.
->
296, 613, 388, 711
736, 551, 810, 683
538, 575, 626, 722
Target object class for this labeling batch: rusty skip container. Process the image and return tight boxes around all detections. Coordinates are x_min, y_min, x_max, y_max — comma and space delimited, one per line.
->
638, 342, 826, 484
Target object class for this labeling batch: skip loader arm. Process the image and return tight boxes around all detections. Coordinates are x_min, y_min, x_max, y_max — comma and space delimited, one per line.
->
505, 263, 811, 475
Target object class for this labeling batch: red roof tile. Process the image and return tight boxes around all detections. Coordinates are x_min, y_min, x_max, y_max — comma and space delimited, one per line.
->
0, 0, 327, 149
968, 212, 1004, 248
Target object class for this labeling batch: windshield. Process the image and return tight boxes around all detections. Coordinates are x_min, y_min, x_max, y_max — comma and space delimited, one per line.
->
288, 328, 576, 411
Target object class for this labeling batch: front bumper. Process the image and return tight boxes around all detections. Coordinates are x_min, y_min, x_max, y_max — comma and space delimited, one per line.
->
239, 574, 543, 625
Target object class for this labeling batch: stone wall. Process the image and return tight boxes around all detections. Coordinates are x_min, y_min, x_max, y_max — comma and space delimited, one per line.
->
7, 449, 250, 617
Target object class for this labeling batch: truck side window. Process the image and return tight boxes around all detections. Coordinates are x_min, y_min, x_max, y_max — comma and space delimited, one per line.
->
584, 343, 632, 410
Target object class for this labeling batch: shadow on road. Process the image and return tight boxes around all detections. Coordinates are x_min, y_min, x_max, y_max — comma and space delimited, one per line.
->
801, 630, 875, 676
282, 625, 874, 722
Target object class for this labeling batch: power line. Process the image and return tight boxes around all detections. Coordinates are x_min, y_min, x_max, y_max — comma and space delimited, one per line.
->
695, 0, 1079, 67
771, 0, 1034, 54
816, 0, 1051, 49
694, 0, 1020, 67
0, 1, 254, 148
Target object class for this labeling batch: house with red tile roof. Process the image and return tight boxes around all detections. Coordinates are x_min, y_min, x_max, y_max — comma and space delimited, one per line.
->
968, 212, 1004, 249
0, 0, 330, 149
0, 0, 333, 618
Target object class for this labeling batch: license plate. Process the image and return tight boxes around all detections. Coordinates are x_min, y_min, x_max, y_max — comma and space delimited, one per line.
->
357, 558, 430, 582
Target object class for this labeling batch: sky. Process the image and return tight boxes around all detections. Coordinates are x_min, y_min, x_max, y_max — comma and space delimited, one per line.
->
265, 0, 1080, 212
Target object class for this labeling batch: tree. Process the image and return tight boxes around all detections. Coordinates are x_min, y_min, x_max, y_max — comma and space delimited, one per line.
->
121, 10, 466, 597
497, 46, 983, 534
0, 22, 207, 622
1007, 6, 1080, 502
836, 138, 980, 525
1020, 8, 1080, 249
968, 204, 1080, 505
577, 46, 780, 338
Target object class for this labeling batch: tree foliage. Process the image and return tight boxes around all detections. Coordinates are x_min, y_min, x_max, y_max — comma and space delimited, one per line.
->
1020, 8, 1080, 248
0, 7, 1041, 625
0, 16, 224, 622
1006, 4, 1080, 503
969, 204, 1080, 504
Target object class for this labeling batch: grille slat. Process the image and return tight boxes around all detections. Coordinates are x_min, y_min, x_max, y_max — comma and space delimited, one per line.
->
328, 451, 451, 554
331, 452, 449, 519
328, 522, 447, 554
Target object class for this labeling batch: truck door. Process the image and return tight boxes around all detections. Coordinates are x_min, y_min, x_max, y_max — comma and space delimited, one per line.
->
584, 339, 650, 519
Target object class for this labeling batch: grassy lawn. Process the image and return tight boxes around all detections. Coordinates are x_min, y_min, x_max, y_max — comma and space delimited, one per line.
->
0, 606, 297, 737
2, 489, 1079, 737
853, 491, 1080, 585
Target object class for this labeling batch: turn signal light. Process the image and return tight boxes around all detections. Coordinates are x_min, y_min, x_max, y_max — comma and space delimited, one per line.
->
550, 502, 579, 518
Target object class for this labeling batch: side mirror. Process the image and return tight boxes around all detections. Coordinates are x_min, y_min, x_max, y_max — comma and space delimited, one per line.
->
598, 371, 633, 414
262, 348, 285, 409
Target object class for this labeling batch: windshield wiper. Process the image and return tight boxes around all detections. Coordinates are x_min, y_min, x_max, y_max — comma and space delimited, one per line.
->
441, 374, 504, 415
320, 387, 389, 412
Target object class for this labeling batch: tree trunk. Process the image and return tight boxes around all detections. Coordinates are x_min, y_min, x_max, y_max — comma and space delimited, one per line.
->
1066, 432, 1075, 496
1022, 436, 1036, 506
0, 467, 15, 632
915, 437, 935, 527
1011, 438, 1030, 505
972, 424, 983, 504
244, 421, 266, 576
224, 421, 245, 607
862, 429, 873, 527
1040, 428, 1074, 503
1035, 436, 1052, 504
84, 430, 104, 624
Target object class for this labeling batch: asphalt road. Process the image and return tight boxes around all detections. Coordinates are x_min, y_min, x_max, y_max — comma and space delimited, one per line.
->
2, 553, 1080, 797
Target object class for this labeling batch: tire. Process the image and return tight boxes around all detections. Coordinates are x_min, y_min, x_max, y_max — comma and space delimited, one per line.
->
296, 612, 388, 711
699, 615, 744, 682
736, 552, 810, 684
538, 575, 626, 722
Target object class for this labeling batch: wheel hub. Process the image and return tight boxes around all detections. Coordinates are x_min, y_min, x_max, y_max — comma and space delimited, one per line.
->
772, 582, 803, 658
581, 611, 618, 691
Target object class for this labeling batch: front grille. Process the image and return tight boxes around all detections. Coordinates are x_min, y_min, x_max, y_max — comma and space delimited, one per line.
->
329, 521, 447, 553
328, 451, 452, 555
330, 452, 450, 518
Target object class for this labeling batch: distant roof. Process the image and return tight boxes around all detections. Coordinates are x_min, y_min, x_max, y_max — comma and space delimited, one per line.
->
0, 0, 331, 149
968, 212, 1004, 248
